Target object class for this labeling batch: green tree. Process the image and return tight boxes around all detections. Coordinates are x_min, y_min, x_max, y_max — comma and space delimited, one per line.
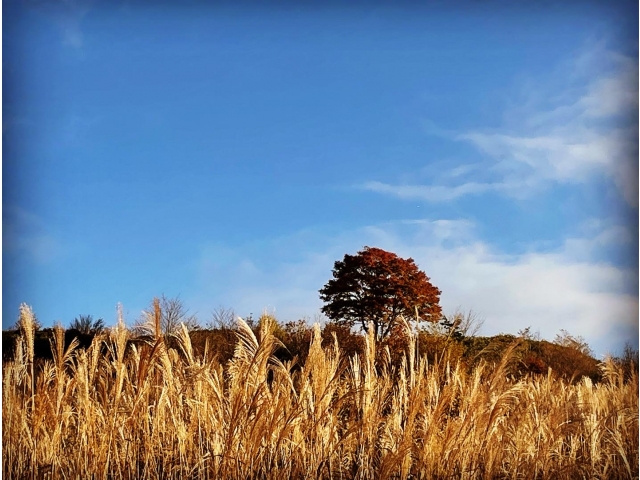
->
319, 246, 442, 342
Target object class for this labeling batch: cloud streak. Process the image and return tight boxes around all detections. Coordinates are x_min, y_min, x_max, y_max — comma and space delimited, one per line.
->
361, 47, 639, 207
361, 180, 503, 202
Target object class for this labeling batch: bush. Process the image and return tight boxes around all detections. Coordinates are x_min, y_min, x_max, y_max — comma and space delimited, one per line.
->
280, 319, 313, 365
417, 332, 466, 368
534, 340, 601, 382
321, 322, 364, 359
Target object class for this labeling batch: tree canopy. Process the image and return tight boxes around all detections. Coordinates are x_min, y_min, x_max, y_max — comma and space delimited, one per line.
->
319, 246, 442, 341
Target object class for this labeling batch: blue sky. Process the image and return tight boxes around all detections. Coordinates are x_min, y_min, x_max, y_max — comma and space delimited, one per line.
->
3, 0, 638, 356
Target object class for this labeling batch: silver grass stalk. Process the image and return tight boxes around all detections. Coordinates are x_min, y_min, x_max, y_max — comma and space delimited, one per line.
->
18, 303, 36, 480
19, 303, 36, 366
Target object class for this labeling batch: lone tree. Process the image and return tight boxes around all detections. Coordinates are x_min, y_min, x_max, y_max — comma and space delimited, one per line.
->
319, 246, 442, 342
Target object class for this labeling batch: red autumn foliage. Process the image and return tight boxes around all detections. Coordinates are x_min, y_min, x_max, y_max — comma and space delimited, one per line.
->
319, 247, 442, 342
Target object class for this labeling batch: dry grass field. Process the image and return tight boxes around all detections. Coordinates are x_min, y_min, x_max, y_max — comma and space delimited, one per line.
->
3, 304, 638, 479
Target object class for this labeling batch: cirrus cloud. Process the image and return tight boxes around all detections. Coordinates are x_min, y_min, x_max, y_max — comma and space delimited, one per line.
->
361, 47, 638, 207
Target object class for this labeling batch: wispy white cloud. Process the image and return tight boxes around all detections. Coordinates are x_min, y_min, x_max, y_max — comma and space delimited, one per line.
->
457, 125, 637, 206
361, 180, 502, 202
579, 52, 639, 119
361, 47, 639, 207
190, 219, 637, 357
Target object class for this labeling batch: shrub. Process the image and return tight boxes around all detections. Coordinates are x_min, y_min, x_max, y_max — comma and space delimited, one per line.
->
321, 322, 364, 359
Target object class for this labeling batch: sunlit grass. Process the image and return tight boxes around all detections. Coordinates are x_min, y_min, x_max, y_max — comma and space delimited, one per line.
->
3, 308, 638, 479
